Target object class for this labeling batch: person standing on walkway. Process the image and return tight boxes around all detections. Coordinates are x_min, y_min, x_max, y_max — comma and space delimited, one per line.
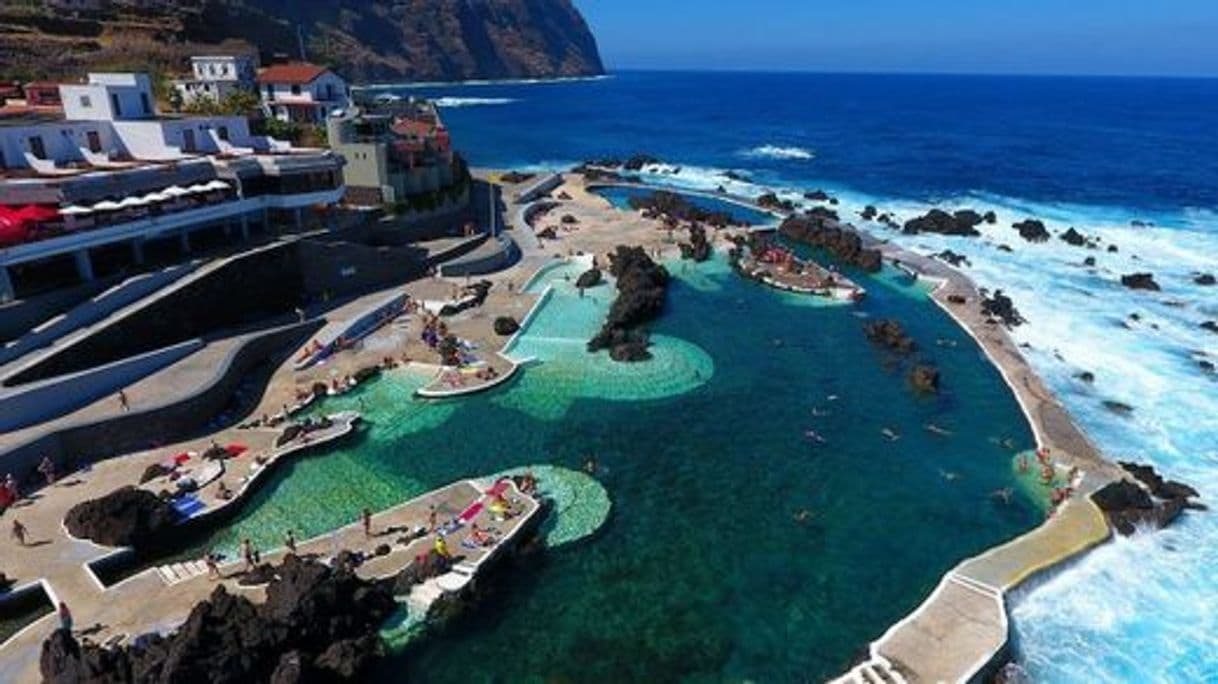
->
362, 508, 373, 538
37, 456, 56, 486
57, 602, 73, 633
241, 538, 255, 571
11, 518, 28, 546
285, 530, 297, 554
117, 389, 130, 412
204, 551, 220, 580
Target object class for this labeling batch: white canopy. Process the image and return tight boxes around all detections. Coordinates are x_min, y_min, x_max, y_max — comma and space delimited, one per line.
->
117, 196, 151, 208
91, 200, 123, 212
162, 185, 191, 198
202, 179, 230, 191
185, 183, 212, 194
59, 204, 94, 216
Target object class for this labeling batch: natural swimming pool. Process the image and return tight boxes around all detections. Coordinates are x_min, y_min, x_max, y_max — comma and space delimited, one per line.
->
172, 253, 1038, 682
591, 185, 777, 227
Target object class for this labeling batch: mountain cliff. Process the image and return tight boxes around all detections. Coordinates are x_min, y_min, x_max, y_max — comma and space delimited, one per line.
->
0, 0, 604, 84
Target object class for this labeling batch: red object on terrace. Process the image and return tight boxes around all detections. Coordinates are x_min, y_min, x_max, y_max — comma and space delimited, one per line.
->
225, 444, 248, 457
0, 204, 60, 247
485, 479, 510, 498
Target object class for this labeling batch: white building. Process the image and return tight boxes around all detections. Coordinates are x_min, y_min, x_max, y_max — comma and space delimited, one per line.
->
257, 63, 350, 125
0, 73, 346, 303
174, 55, 258, 107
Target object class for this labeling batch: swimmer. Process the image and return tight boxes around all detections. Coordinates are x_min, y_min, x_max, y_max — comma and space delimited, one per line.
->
990, 487, 1014, 504
938, 469, 961, 482
811, 407, 830, 417
804, 430, 826, 444
935, 338, 959, 348
826, 394, 839, 402
925, 423, 953, 436
583, 457, 597, 475
881, 427, 900, 442
793, 509, 814, 524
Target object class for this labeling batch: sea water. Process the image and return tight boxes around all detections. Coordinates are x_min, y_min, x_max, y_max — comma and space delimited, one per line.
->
175, 248, 1035, 682
399, 71, 1217, 683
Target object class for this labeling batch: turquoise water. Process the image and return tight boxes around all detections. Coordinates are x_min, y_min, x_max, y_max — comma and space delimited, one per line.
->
592, 185, 776, 226
182, 253, 1037, 682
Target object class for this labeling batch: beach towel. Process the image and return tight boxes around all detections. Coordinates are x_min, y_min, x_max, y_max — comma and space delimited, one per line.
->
458, 501, 484, 523
171, 495, 206, 518
225, 444, 248, 457
485, 480, 510, 498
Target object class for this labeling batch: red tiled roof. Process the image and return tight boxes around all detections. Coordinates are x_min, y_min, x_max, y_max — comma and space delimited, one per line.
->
391, 118, 437, 137
257, 63, 328, 85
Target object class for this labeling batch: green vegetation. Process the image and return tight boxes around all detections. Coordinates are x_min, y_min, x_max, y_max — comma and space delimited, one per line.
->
181, 88, 261, 117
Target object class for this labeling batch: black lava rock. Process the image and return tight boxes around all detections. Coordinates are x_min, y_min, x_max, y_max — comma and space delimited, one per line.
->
493, 316, 520, 336
1195, 273, 1216, 286
678, 224, 712, 262
908, 364, 941, 394
779, 216, 882, 272
980, 290, 1025, 327
860, 205, 878, 220
902, 209, 982, 237
588, 246, 669, 362
863, 319, 917, 355
1060, 227, 1088, 246
63, 486, 180, 547
1120, 273, 1161, 291
1013, 219, 1050, 242
1202, 321, 1218, 334
575, 267, 603, 289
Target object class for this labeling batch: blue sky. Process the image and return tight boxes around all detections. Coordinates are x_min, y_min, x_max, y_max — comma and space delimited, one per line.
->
578, 1, 1218, 77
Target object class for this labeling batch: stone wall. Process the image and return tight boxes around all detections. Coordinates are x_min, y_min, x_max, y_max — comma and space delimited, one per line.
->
6, 243, 305, 385
296, 240, 428, 300
0, 321, 319, 484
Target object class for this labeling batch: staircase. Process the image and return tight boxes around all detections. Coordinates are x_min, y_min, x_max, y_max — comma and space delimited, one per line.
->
833, 654, 909, 684
155, 560, 211, 585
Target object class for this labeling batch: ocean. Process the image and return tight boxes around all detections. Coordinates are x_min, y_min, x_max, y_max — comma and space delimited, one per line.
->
392, 71, 1218, 683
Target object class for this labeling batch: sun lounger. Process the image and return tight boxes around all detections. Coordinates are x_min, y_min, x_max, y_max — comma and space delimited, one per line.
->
78, 147, 138, 169
171, 495, 206, 518
23, 152, 83, 177
457, 501, 484, 523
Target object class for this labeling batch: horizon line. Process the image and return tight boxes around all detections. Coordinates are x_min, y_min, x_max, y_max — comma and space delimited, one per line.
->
600, 65, 1218, 81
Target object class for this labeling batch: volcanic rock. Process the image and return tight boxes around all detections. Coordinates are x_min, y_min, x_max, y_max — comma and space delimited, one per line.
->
983, 211, 997, 224
576, 267, 603, 288
1083, 256, 1096, 267
804, 189, 831, 201
1103, 400, 1134, 416
778, 216, 882, 272
935, 250, 970, 267
588, 246, 669, 362
902, 209, 982, 236
41, 556, 397, 684
1075, 371, 1096, 384
860, 205, 878, 220
1120, 273, 1160, 291
493, 316, 520, 336
139, 463, 173, 485
757, 193, 795, 212
63, 486, 180, 547
863, 319, 917, 355
1202, 321, 1218, 334
1107, 244, 1119, 253
623, 154, 660, 171
1060, 227, 1088, 246
1195, 273, 1216, 286
980, 290, 1025, 327
560, 214, 579, 225
678, 223, 712, 262
908, 364, 941, 394
1012, 219, 1050, 242
1119, 461, 1201, 502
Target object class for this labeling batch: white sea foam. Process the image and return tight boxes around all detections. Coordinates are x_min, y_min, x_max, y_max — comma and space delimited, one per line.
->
742, 145, 815, 161
645, 167, 1218, 683
432, 97, 517, 108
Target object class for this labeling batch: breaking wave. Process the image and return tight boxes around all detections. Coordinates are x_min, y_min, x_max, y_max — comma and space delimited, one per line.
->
432, 97, 518, 108
742, 145, 815, 161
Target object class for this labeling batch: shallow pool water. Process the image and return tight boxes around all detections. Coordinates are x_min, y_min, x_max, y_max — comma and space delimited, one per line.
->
180, 252, 1038, 683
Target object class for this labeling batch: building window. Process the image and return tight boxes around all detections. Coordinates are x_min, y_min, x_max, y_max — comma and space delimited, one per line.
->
110, 93, 122, 117
80, 95, 92, 108
28, 136, 47, 159
86, 130, 102, 153
221, 64, 230, 76
291, 84, 301, 96
217, 126, 229, 141
182, 129, 197, 153
140, 93, 151, 115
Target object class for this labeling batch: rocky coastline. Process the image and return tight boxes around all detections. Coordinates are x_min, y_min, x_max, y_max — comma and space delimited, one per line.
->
777, 215, 882, 273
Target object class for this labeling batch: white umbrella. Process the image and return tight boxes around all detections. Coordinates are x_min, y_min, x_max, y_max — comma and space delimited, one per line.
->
59, 204, 94, 216
162, 185, 190, 198
92, 200, 123, 212
203, 179, 230, 191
